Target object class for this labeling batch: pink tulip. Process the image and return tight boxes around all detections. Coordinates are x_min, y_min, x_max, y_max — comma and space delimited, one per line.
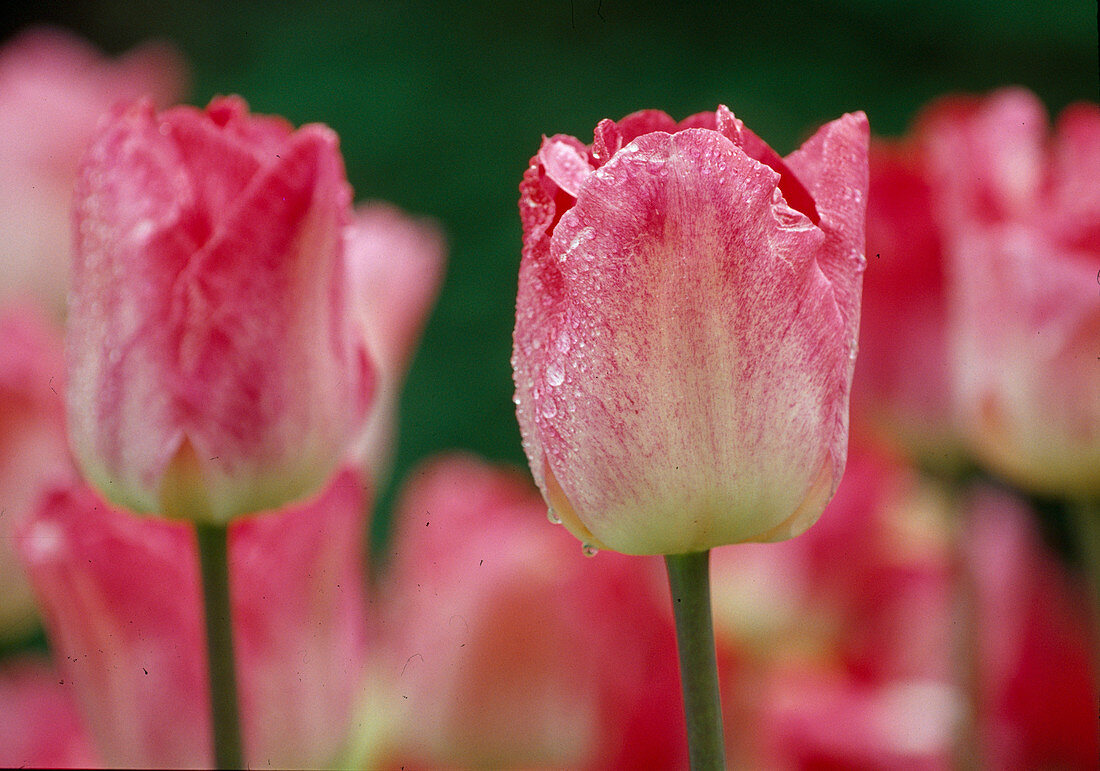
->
17, 466, 371, 768
369, 454, 686, 769
710, 445, 1097, 767
0, 304, 75, 641
67, 96, 374, 522
852, 139, 963, 468
963, 489, 1099, 769
0, 656, 98, 768
344, 202, 446, 483
513, 106, 869, 555
921, 88, 1100, 496
0, 26, 186, 315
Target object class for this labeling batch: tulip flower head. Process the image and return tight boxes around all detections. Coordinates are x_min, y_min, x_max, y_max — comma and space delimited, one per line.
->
67, 97, 373, 523
921, 89, 1100, 497
513, 106, 869, 555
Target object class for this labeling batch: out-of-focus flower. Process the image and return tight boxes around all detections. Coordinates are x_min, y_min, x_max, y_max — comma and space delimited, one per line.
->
921, 88, 1100, 497
345, 202, 445, 485
67, 96, 374, 523
0, 26, 187, 315
0, 656, 98, 768
0, 304, 75, 641
853, 139, 964, 470
710, 446, 1097, 767
364, 454, 685, 769
17, 466, 371, 769
512, 105, 869, 555
964, 489, 1099, 769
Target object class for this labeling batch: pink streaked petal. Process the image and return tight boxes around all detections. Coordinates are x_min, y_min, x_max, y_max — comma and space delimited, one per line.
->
165, 125, 369, 517
68, 99, 199, 512
517, 128, 854, 554
537, 134, 593, 197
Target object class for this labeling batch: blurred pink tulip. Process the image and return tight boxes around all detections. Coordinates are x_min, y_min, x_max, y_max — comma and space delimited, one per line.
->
0, 656, 98, 768
513, 105, 869, 555
853, 140, 963, 469
368, 454, 686, 769
67, 96, 374, 522
0, 27, 187, 315
0, 304, 75, 641
17, 466, 371, 768
921, 88, 1100, 497
710, 446, 1097, 767
345, 202, 445, 483
964, 489, 1099, 769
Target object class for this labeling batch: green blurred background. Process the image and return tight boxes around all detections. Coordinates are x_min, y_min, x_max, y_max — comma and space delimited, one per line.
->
3, 0, 1096, 544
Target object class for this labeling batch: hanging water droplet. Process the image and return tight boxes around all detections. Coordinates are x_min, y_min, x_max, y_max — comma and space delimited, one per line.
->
547, 507, 561, 524
581, 543, 599, 557
546, 360, 565, 387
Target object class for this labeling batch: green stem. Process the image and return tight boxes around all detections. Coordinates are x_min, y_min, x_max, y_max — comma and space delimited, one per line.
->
196, 523, 244, 769
665, 550, 726, 771
1068, 500, 1100, 694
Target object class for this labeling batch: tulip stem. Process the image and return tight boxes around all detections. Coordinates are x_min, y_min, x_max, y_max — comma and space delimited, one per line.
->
1069, 500, 1100, 693
665, 550, 726, 770
196, 523, 244, 769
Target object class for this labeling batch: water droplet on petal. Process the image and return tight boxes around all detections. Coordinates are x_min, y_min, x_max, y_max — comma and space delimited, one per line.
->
547, 507, 561, 524
582, 543, 599, 558
540, 396, 558, 419
546, 361, 565, 387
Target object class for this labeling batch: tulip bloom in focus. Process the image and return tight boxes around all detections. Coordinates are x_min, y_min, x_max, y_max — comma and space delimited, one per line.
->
0, 27, 186, 315
67, 96, 373, 522
17, 467, 371, 768
366, 454, 686, 769
513, 106, 869, 554
922, 89, 1100, 497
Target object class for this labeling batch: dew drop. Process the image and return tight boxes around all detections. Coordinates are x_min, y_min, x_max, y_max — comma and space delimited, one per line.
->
540, 396, 558, 419
546, 361, 565, 387
547, 507, 561, 524
581, 543, 599, 558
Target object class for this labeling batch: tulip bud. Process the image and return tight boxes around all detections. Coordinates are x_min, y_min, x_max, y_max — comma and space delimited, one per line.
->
513, 106, 869, 555
67, 97, 373, 522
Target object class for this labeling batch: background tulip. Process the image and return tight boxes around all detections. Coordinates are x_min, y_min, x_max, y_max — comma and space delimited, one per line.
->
711, 448, 1098, 768
513, 106, 869, 555
344, 202, 446, 486
365, 454, 686, 769
0, 305, 75, 642
920, 88, 1100, 498
0, 27, 186, 316
66, 96, 374, 523
0, 656, 98, 768
17, 466, 372, 768
852, 139, 964, 471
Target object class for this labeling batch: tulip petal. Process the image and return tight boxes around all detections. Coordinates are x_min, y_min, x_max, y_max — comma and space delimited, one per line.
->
516, 126, 864, 554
